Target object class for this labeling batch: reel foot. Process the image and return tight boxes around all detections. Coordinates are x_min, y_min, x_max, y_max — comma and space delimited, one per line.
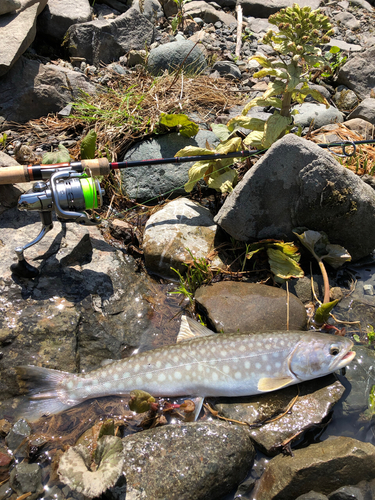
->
11, 259, 39, 279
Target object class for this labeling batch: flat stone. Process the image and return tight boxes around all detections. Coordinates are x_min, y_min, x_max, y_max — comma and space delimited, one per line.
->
215, 376, 344, 456
237, 0, 319, 18
252, 437, 375, 499
333, 11, 361, 30
337, 46, 375, 100
122, 421, 255, 500
37, 0, 92, 41
147, 39, 207, 76
0, 0, 20, 15
143, 197, 226, 279
184, 1, 237, 25
347, 98, 375, 126
344, 118, 375, 139
292, 102, 344, 130
327, 38, 363, 53
195, 282, 307, 332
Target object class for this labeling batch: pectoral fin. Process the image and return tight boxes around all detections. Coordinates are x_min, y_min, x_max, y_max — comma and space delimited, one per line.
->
177, 316, 216, 343
258, 376, 295, 392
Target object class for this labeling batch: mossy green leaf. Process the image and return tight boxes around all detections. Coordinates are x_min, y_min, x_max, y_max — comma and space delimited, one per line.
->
243, 130, 264, 148
159, 113, 199, 137
210, 123, 232, 141
207, 168, 237, 193
175, 145, 213, 157
262, 113, 293, 148
227, 116, 266, 132
266, 247, 304, 280
242, 97, 282, 115
81, 130, 97, 160
314, 299, 340, 325
263, 80, 287, 99
42, 144, 71, 165
129, 390, 155, 413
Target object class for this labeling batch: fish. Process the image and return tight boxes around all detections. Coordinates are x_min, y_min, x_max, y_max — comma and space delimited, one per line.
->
15, 316, 356, 422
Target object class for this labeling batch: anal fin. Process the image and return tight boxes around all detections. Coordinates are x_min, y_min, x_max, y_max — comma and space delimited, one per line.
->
258, 376, 295, 392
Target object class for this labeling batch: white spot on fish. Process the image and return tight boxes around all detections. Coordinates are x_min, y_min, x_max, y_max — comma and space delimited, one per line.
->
256, 362, 261, 369
239, 345, 246, 352
147, 355, 153, 363
67, 381, 74, 389
101, 371, 107, 378
175, 371, 182, 380
235, 371, 242, 379
165, 363, 172, 369
212, 372, 218, 382
158, 373, 166, 382
262, 355, 268, 362
173, 356, 179, 363
223, 365, 230, 374
275, 362, 281, 368
114, 374, 119, 380
266, 365, 271, 371
146, 373, 153, 380
156, 361, 161, 368
273, 352, 280, 358
244, 361, 251, 369
168, 374, 173, 381
185, 364, 192, 371
198, 365, 204, 372
134, 364, 140, 373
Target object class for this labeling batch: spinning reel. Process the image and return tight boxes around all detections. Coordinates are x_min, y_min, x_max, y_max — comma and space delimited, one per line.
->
12, 170, 104, 278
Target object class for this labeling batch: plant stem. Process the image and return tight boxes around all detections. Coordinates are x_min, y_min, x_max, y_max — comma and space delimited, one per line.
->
317, 258, 330, 304
280, 91, 292, 117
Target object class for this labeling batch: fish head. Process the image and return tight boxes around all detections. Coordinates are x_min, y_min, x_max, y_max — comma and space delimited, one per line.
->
288, 333, 356, 381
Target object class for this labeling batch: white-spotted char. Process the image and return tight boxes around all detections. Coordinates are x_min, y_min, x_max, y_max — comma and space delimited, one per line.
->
15, 316, 355, 421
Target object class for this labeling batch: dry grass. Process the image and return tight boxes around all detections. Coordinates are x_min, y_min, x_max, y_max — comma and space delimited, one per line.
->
309, 123, 375, 176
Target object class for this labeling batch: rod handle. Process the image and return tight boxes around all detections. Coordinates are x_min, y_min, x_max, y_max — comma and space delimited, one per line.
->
0, 165, 29, 184
81, 159, 110, 176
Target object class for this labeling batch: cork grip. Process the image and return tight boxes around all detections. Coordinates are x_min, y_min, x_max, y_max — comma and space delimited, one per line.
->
81, 158, 110, 176
0, 165, 29, 184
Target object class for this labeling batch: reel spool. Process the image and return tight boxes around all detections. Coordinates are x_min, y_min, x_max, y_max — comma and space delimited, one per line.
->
11, 170, 105, 279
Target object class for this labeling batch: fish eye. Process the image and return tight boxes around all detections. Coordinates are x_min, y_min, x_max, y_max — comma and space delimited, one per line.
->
329, 346, 340, 356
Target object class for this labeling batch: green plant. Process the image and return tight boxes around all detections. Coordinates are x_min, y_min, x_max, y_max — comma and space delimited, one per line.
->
321, 46, 347, 78
227, 3, 333, 149
354, 325, 375, 346
171, 0, 191, 32
242, 27, 254, 42
0, 133, 7, 149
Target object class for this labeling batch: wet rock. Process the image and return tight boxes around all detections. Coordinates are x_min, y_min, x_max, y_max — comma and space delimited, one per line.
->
337, 46, 375, 99
0, 56, 96, 123
121, 421, 255, 500
5, 418, 31, 458
0, 207, 165, 403
344, 118, 375, 139
292, 102, 344, 130
214, 134, 375, 261
214, 376, 345, 455
195, 282, 307, 332
0, 419, 12, 436
333, 86, 359, 112
347, 98, 375, 126
0, 0, 47, 76
143, 197, 226, 279
328, 486, 365, 500
147, 39, 207, 76
37, 0, 92, 42
67, 8, 155, 66
9, 462, 44, 500
184, 1, 237, 25
296, 493, 329, 500
238, 0, 319, 18
0, 447, 13, 481
120, 130, 219, 202
252, 437, 375, 499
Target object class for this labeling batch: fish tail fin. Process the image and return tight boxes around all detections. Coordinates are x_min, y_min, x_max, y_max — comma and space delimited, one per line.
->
15, 365, 74, 422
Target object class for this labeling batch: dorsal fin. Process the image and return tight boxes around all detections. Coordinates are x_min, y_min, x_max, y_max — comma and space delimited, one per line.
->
177, 316, 216, 343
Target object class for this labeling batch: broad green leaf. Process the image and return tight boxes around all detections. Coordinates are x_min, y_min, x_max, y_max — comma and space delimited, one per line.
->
42, 144, 71, 164
329, 46, 341, 54
253, 68, 288, 79
304, 54, 326, 68
216, 136, 242, 154
175, 145, 213, 157
227, 116, 266, 132
293, 230, 323, 255
207, 168, 237, 193
368, 385, 375, 414
314, 299, 340, 325
297, 87, 329, 107
243, 130, 264, 147
184, 160, 212, 192
263, 81, 287, 99
286, 63, 302, 91
262, 113, 292, 148
271, 242, 301, 262
80, 130, 97, 160
159, 113, 199, 137
322, 244, 351, 269
129, 390, 155, 413
210, 123, 232, 141
267, 248, 304, 280
246, 247, 263, 260
242, 97, 282, 115
249, 55, 272, 67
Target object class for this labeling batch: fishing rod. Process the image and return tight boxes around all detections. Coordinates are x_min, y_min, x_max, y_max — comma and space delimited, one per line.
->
1, 138, 373, 278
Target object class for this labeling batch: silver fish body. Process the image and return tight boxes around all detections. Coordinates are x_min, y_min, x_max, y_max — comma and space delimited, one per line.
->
16, 317, 355, 421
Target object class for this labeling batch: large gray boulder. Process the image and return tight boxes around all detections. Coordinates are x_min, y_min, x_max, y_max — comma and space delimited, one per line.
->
0, 0, 21, 15
238, 0, 319, 17
347, 98, 375, 125
214, 134, 375, 261
67, 8, 155, 66
0, 0, 47, 76
337, 46, 375, 100
0, 57, 96, 123
184, 1, 237, 25
147, 40, 207, 76
37, 0, 92, 42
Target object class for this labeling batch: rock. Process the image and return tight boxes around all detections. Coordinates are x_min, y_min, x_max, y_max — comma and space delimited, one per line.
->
147, 40, 207, 76
143, 197, 226, 279
9, 463, 43, 500
0, 0, 48, 77
37, 0, 92, 42
0, 152, 29, 216
122, 421, 255, 500
0, 207, 169, 402
344, 118, 375, 139
214, 134, 375, 261
333, 85, 359, 112
95, 0, 128, 12
127, 49, 147, 66
347, 98, 375, 126
292, 102, 344, 130
0, 0, 21, 15
5, 419, 31, 458
237, 0, 319, 18
184, 1, 237, 25
326, 38, 363, 53
215, 376, 345, 456
296, 493, 329, 500
120, 130, 219, 202
131, 0, 164, 21
0, 57, 96, 123
195, 282, 307, 332
252, 437, 375, 499
337, 47, 375, 100
333, 11, 361, 31
328, 486, 365, 500
212, 60, 241, 79
244, 16, 274, 34
67, 8, 155, 66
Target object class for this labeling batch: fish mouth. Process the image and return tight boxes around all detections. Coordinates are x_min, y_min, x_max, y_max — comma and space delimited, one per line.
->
334, 348, 356, 370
